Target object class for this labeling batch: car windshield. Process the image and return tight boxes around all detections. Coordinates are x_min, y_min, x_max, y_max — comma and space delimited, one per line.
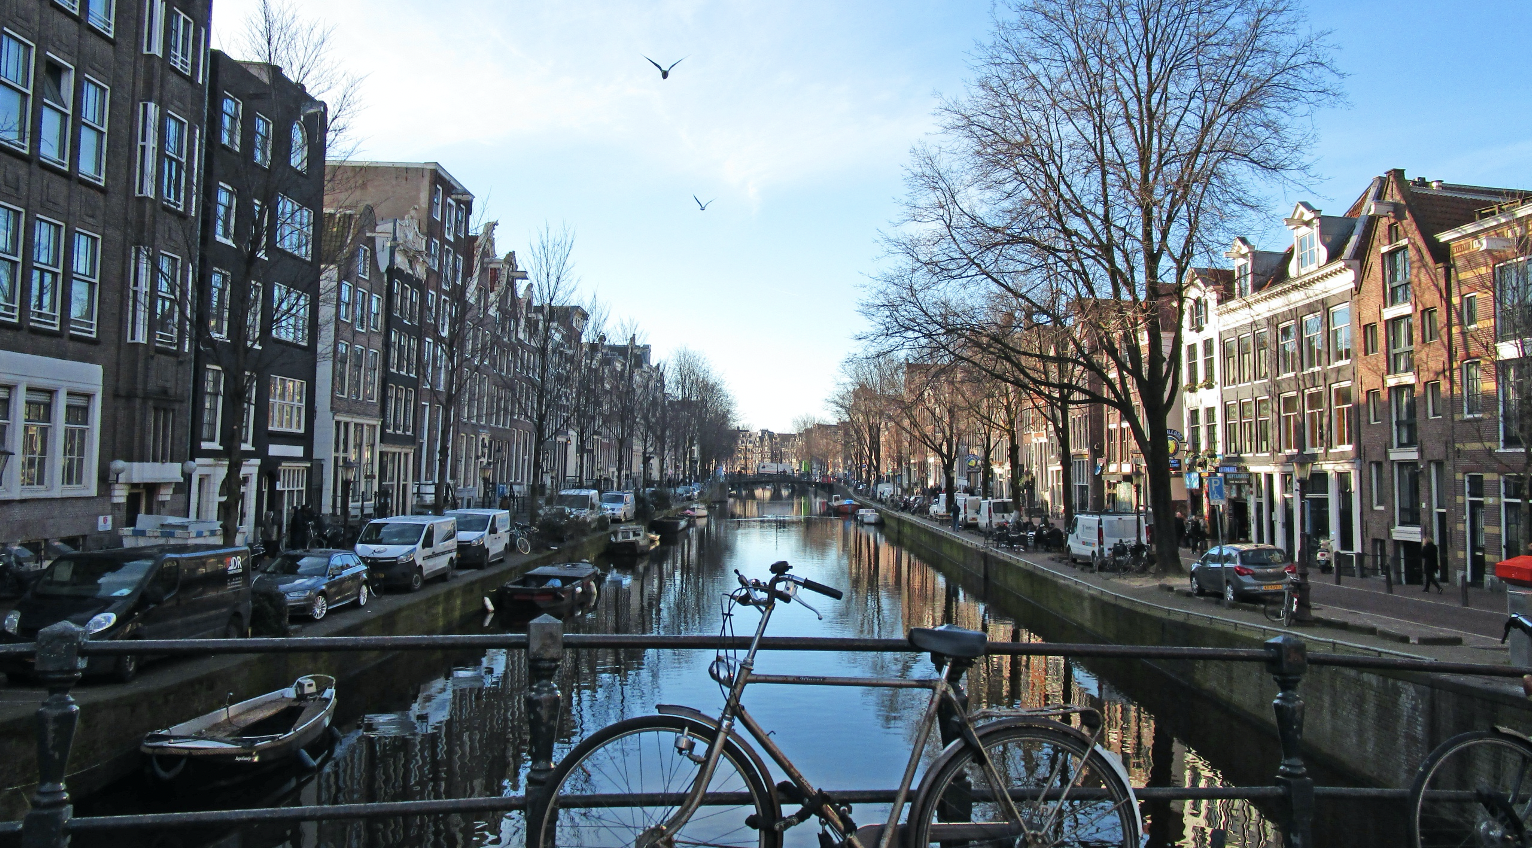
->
454, 515, 490, 532
35, 555, 155, 598
1241, 548, 1290, 566
602, 494, 624, 503
992, 501, 1013, 512
263, 555, 331, 577
357, 522, 423, 545
556, 495, 590, 509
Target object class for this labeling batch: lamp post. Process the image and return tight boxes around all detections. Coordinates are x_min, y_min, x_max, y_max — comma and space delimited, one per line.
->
481, 461, 493, 508
340, 459, 358, 534
1131, 465, 1145, 543
1288, 448, 1315, 623
181, 460, 198, 518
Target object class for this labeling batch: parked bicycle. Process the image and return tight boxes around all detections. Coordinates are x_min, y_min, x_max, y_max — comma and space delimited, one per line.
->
532, 560, 1141, 848
512, 522, 535, 555
1262, 575, 1299, 626
1407, 613, 1532, 846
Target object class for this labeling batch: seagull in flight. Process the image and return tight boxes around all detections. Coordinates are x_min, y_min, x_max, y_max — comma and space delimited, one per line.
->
645, 56, 685, 79
693, 195, 714, 211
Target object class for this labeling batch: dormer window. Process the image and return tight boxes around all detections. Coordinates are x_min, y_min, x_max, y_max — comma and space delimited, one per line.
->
1297, 229, 1319, 272
1234, 263, 1251, 298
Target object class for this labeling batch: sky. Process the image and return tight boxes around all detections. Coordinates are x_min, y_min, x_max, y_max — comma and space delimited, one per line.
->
210, 1, 1532, 433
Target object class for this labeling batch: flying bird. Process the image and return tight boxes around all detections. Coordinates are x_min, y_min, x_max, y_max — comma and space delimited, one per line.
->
693, 195, 714, 211
645, 56, 685, 79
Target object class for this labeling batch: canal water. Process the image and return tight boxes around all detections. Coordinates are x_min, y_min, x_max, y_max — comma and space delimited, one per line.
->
71, 487, 1389, 848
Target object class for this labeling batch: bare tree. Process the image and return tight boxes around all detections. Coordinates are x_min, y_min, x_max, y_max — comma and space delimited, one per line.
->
518, 225, 581, 520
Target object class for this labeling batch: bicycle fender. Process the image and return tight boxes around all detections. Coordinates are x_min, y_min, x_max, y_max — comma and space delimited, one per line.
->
656, 704, 779, 807
1493, 725, 1532, 747
911, 716, 1143, 841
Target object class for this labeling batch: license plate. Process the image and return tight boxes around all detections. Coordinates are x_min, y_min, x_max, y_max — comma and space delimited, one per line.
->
1262, 584, 1282, 591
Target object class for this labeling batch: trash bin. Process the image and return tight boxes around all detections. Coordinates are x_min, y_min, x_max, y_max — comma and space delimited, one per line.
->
1496, 556, 1532, 667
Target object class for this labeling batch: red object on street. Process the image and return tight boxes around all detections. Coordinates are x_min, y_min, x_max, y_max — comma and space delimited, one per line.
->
1495, 556, 1532, 587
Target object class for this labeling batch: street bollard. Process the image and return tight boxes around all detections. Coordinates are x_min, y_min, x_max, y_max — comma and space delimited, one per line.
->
21, 622, 86, 848
1265, 635, 1313, 848
524, 614, 564, 848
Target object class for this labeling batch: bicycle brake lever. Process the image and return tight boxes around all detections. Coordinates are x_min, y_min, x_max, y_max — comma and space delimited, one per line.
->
794, 595, 824, 621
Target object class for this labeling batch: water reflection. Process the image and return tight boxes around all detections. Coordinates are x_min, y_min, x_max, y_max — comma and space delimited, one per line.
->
73, 487, 1365, 847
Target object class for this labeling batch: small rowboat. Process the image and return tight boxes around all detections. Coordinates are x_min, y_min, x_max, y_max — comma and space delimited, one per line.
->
650, 515, 691, 536
142, 675, 336, 785
490, 563, 600, 615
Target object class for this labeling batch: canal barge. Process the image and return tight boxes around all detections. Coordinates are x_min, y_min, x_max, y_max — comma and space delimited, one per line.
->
490, 563, 600, 615
649, 515, 691, 536
141, 675, 336, 786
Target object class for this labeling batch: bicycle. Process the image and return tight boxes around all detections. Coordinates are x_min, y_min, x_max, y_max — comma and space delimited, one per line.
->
1262, 575, 1298, 626
532, 560, 1141, 848
512, 521, 535, 555
1407, 613, 1532, 847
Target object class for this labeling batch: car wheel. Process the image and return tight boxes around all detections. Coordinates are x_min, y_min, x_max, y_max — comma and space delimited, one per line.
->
357, 582, 370, 608
444, 559, 457, 581
408, 568, 424, 592
310, 594, 329, 620
1223, 580, 1237, 604
112, 651, 139, 684
224, 615, 245, 639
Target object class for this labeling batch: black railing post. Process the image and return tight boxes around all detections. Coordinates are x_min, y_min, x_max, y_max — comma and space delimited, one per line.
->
21, 622, 86, 848
1265, 635, 1313, 848
524, 614, 564, 848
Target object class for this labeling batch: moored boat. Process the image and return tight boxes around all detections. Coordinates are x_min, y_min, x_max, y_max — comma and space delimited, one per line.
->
142, 675, 337, 786
607, 523, 655, 556
650, 515, 691, 536
490, 563, 600, 615
856, 508, 883, 525
685, 503, 709, 518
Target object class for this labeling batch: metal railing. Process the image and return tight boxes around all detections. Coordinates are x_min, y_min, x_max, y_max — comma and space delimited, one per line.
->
2, 621, 1530, 848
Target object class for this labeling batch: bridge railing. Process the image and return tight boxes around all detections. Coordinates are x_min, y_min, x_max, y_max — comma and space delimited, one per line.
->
2, 621, 1528, 847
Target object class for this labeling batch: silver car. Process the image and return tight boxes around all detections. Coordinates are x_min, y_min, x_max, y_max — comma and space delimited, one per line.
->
1190, 544, 1294, 603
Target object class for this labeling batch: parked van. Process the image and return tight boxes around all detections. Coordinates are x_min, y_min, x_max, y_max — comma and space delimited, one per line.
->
977, 499, 1017, 530
0, 545, 253, 682
1066, 511, 1152, 565
600, 491, 636, 522
445, 509, 512, 568
959, 496, 984, 527
356, 515, 459, 591
927, 494, 951, 518
556, 489, 602, 517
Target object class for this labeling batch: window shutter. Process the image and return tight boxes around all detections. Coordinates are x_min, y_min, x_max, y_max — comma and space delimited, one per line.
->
185, 123, 200, 218
141, 0, 165, 55
135, 102, 158, 196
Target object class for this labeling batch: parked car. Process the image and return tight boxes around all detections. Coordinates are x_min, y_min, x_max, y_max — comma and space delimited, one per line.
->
355, 515, 459, 591
256, 550, 371, 620
1066, 511, 1152, 566
600, 491, 636, 522
1190, 544, 1294, 602
446, 508, 513, 568
1, 545, 253, 682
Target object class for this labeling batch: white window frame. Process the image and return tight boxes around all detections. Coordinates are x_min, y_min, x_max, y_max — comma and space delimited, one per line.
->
166, 9, 196, 76
357, 245, 370, 278
29, 216, 63, 330
76, 76, 108, 183
268, 375, 306, 433
0, 30, 32, 152
214, 183, 236, 244
68, 229, 99, 337
141, 0, 165, 55
208, 266, 229, 339
274, 195, 312, 259
219, 93, 241, 150
252, 112, 271, 167
271, 281, 310, 345
338, 280, 352, 323
153, 251, 180, 347
0, 358, 102, 501
0, 203, 20, 322
37, 54, 74, 168
431, 185, 442, 220
160, 110, 188, 210
85, 0, 115, 36
200, 364, 223, 447
289, 120, 308, 173
1297, 229, 1319, 272
134, 101, 158, 196
127, 246, 150, 342
334, 340, 349, 397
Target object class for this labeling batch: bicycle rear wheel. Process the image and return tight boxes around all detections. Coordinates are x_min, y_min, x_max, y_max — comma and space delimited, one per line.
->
1410, 729, 1532, 847
907, 721, 1138, 848
534, 714, 779, 848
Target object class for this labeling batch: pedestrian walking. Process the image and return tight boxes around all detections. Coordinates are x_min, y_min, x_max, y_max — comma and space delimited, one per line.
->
1175, 512, 1187, 548
1422, 536, 1443, 593
260, 509, 280, 558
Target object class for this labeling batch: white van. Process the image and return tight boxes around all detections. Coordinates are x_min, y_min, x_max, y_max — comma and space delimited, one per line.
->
445, 508, 512, 568
977, 499, 1016, 530
600, 491, 636, 522
1066, 511, 1151, 566
927, 494, 951, 518
355, 515, 459, 591
556, 489, 602, 517
959, 496, 984, 527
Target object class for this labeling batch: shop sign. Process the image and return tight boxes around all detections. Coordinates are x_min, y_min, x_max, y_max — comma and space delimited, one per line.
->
1184, 472, 1201, 490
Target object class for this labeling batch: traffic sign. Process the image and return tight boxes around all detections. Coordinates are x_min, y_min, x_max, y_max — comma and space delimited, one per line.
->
1206, 474, 1226, 505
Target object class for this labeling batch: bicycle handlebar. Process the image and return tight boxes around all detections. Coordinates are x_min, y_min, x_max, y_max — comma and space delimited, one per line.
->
1503, 613, 1532, 644
788, 575, 843, 601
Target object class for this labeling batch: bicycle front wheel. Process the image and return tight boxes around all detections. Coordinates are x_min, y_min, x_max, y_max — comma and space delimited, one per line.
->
908, 721, 1138, 848
1410, 729, 1532, 847
534, 714, 779, 848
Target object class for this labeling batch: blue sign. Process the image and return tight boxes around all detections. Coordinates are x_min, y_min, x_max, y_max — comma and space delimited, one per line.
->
496, 484, 508, 498
1184, 472, 1201, 490
1206, 474, 1226, 505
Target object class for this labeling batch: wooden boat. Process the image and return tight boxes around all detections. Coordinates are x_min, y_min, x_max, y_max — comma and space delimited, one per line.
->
649, 515, 691, 536
608, 523, 655, 556
856, 508, 883, 526
490, 563, 600, 614
825, 497, 857, 516
685, 503, 709, 518
142, 675, 337, 785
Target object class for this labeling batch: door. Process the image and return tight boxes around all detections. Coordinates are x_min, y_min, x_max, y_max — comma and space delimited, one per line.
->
334, 554, 366, 602
136, 561, 183, 639
1468, 501, 1486, 584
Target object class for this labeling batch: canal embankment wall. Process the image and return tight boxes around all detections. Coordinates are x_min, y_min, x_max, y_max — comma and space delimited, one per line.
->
870, 499, 1532, 791
0, 531, 609, 819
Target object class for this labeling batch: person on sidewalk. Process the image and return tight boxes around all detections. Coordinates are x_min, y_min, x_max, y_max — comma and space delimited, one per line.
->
1175, 512, 1187, 548
1422, 536, 1443, 593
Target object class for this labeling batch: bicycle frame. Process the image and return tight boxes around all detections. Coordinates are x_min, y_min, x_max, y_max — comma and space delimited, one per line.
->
645, 580, 1044, 848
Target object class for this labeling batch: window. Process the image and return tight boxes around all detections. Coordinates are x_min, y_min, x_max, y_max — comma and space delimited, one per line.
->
1463, 293, 1479, 328
214, 184, 236, 243
1222, 337, 1236, 384
289, 120, 308, 172
1498, 259, 1532, 341
21, 389, 52, 487
219, 96, 243, 152
206, 267, 230, 338
1391, 385, 1416, 448
1224, 401, 1238, 453
1253, 329, 1269, 379
1329, 305, 1350, 362
1363, 322, 1378, 356
271, 282, 309, 345
365, 349, 379, 401
1396, 462, 1421, 527
1185, 343, 1198, 387
77, 77, 107, 181
1370, 461, 1384, 509
134, 102, 157, 196
431, 185, 443, 220
334, 341, 349, 397
250, 199, 267, 257
274, 195, 311, 258
127, 246, 149, 342
1425, 381, 1442, 418
357, 246, 370, 278
0, 205, 17, 320
154, 252, 180, 346
1384, 248, 1410, 306
0, 32, 32, 150
30, 218, 62, 329
1240, 399, 1255, 456
1304, 389, 1325, 449
69, 230, 98, 336
456, 205, 467, 238
1280, 393, 1299, 451
1328, 385, 1350, 448
160, 111, 187, 209
1367, 388, 1381, 424
444, 199, 456, 236
141, 0, 164, 55
1277, 323, 1297, 374
1465, 360, 1483, 417
268, 376, 306, 433
62, 394, 89, 486
1238, 333, 1253, 383
1297, 229, 1318, 271
354, 286, 366, 326
339, 281, 352, 323
350, 344, 363, 399
1204, 405, 1216, 453
85, 0, 115, 34
370, 293, 381, 330
1255, 397, 1272, 453
37, 58, 71, 166
167, 10, 196, 76
252, 113, 271, 167
1386, 315, 1413, 374
1302, 313, 1323, 369
428, 238, 439, 270
1421, 307, 1438, 343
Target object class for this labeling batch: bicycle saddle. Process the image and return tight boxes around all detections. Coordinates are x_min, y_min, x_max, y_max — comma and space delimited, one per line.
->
908, 625, 987, 659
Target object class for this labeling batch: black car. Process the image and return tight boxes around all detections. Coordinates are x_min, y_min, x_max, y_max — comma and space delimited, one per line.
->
1, 545, 253, 682
254, 550, 371, 620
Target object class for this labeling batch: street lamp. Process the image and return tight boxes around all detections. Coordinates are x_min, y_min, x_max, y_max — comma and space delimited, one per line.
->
182, 460, 198, 518
1287, 448, 1315, 623
340, 459, 358, 534
1131, 465, 1145, 542
481, 461, 494, 508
